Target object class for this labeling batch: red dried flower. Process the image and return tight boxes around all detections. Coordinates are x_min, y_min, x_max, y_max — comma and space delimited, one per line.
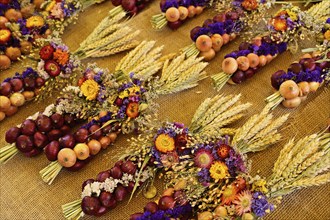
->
217, 144, 231, 159
39, 45, 55, 60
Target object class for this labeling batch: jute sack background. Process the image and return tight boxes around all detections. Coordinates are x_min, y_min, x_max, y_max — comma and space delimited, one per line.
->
0, 1, 329, 219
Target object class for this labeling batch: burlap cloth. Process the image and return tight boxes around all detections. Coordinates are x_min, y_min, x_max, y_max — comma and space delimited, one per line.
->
0, 2, 329, 219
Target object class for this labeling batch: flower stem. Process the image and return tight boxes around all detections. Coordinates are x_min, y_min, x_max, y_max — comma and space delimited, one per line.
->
265, 91, 284, 110
62, 199, 83, 220
39, 161, 63, 185
151, 14, 167, 30
0, 143, 18, 164
181, 43, 200, 58
211, 72, 231, 91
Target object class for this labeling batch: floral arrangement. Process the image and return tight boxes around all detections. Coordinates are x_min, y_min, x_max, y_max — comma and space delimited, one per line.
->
0, 41, 208, 185
130, 130, 329, 220
0, 0, 116, 70
183, 0, 272, 60
265, 18, 330, 109
266, 48, 329, 109
61, 94, 289, 219
0, 0, 82, 70
317, 17, 330, 43
151, 0, 208, 30
0, 11, 144, 122
0, 39, 80, 121
211, 2, 327, 91
110, 0, 153, 17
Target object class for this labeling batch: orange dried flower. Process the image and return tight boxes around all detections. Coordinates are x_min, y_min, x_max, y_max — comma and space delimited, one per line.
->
272, 17, 287, 32
241, 0, 258, 11
53, 49, 69, 65
324, 30, 330, 41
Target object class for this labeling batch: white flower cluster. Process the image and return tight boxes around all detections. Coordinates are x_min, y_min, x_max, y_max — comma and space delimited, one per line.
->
81, 173, 134, 198
43, 104, 56, 117
166, 122, 185, 135
81, 169, 154, 198
37, 60, 50, 80
63, 86, 81, 95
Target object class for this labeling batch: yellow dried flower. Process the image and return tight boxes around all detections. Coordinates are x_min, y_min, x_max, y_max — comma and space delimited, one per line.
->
251, 179, 268, 193
155, 134, 175, 153
26, 16, 45, 28
286, 8, 298, 21
209, 161, 229, 180
81, 79, 99, 101
46, 1, 56, 12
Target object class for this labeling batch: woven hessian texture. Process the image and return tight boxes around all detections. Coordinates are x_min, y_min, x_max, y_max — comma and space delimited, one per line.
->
0, 2, 329, 220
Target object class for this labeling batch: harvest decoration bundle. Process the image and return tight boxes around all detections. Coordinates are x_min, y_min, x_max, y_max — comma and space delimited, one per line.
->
0, 8, 141, 121
0, 0, 83, 70
265, 39, 329, 109
211, 2, 328, 91
151, 0, 209, 30
62, 94, 289, 219
0, 39, 81, 121
183, 0, 272, 60
0, 0, 130, 70
130, 130, 330, 219
0, 40, 208, 185
109, 0, 153, 17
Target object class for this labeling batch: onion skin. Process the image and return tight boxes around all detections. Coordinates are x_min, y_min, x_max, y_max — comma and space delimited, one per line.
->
298, 82, 310, 96
200, 48, 215, 61
0, 111, 5, 121
309, 82, 320, 92
211, 34, 223, 52
10, 93, 25, 107
279, 80, 299, 99
0, 55, 11, 70
282, 97, 301, 108
196, 35, 212, 52
222, 57, 238, 75
258, 55, 267, 67
0, 96, 11, 111
222, 33, 230, 44
57, 148, 77, 168
165, 7, 180, 22
236, 56, 250, 71
178, 6, 188, 20
247, 53, 259, 68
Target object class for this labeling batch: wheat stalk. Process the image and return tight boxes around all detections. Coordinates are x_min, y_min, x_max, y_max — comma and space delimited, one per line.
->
80, 11, 126, 48
282, 137, 320, 179
116, 41, 152, 72
252, 114, 290, 141
89, 41, 139, 58
200, 104, 251, 134
84, 26, 131, 51
242, 133, 282, 154
269, 138, 296, 184
155, 56, 208, 95
232, 104, 272, 145
123, 41, 156, 72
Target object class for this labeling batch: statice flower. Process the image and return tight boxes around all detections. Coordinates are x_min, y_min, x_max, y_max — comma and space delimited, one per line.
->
193, 27, 210, 41
225, 51, 239, 59
237, 49, 250, 57
208, 23, 225, 35
251, 192, 274, 217
225, 149, 247, 176
197, 168, 211, 183
22, 68, 38, 78
161, 0, 179, 12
